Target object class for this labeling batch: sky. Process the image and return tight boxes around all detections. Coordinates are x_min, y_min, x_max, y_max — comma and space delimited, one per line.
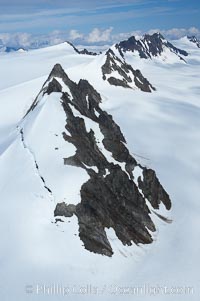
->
0, 0, 200, 47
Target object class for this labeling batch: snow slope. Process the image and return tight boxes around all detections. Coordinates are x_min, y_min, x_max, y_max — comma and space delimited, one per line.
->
0, 42, 93, 154
0, 41, 94, 90
0, 38, 200, 300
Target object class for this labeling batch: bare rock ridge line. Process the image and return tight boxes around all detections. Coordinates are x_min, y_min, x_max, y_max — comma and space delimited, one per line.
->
19, 128, 53, 196
26, 63, 172, 257
101, 48, 155, 92
67, 41, 99, 56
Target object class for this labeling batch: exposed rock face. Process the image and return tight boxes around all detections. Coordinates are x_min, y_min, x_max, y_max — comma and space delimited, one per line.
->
187, 36, 200, 48
102, 49, 155, 92
27, 63, 171, 257
116, 33, 188, 60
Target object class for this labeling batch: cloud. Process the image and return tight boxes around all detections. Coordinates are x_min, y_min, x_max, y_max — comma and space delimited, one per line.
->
0, 32, 32, 47
161, 27, 200, 39
143, 27, 200, 40
86, 27, 113, 43
112, 27, 200, 42
69, 29, 83, 41
0, 27, 200, 50
112, 30, 143, 41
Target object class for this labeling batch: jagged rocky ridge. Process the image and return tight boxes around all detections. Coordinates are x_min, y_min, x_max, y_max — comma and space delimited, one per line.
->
101, 49, 155, 92
67, 41, 99, 56
116, 32, 188, 61
26, 63, 171, 257
187, 36, 200, 48
78, 48, 99, 56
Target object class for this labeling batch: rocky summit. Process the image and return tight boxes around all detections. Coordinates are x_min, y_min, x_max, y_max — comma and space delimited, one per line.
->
187, 36, 200, 48
26, 63, 171, 257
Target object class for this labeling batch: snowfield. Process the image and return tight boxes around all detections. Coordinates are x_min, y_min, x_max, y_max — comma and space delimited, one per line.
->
0, 38, 200, 301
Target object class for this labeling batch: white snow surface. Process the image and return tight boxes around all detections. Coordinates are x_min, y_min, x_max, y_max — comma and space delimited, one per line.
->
21, 91, 89, 205
0, 39, 200, 300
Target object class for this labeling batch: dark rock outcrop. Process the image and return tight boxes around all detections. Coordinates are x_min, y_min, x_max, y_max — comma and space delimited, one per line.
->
138, 168, 171, 210
27, 63, 172, 257
102, 49, 155, 92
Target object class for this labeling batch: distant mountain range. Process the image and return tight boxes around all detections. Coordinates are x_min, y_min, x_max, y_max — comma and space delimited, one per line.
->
2, 33, 199, 94
0, 45, 25, 53
0, 33, 199, 54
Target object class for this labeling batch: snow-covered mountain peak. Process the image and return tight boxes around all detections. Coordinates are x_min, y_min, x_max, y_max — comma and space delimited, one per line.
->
20, 63, 172, 257
1, 30, 200, 300
115, 32, 188, 62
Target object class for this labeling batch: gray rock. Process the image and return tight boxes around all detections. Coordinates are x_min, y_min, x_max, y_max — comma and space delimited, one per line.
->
54, 202, 76, 217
